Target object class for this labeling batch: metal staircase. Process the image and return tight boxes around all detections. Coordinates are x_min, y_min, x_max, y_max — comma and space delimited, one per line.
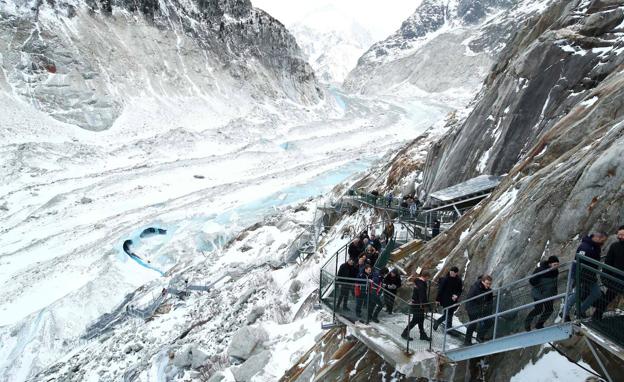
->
320, 248, 624, 380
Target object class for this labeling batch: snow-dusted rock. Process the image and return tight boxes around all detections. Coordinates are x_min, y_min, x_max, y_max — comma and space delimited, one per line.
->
173, 344, 210, 369
230, 350, 271, 382
227, 326, 269, 361
246, 306, 265, 325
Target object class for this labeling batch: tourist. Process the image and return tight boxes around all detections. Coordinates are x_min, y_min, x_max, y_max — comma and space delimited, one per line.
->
593, 226, 624, 320
401, 271, 432, 341
564, 232, 608, 320
433, 266, 463, 331
383, 268, 402, 314
464, 275, 493, 345
336, 258, 358, 311
524, 256, 560, 331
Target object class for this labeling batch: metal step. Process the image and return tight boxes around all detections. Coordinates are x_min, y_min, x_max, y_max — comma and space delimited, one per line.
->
444, 323, 574, 361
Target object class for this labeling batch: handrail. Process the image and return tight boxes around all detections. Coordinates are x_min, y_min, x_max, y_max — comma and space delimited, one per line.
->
577, 253, 624, 277
443, 261, 574, 312
446, 291, 568, 333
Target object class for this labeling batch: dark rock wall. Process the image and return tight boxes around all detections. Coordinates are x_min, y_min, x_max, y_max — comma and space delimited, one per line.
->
421, 0, 624, 193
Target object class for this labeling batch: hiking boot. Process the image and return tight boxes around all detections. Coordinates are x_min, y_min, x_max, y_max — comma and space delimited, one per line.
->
371, 317, 380, 323
420, 332, 431, 341
524, 322, 532, 332
433, 321, 439, 331
535, 323, 544, 330
401, 330, 413, 341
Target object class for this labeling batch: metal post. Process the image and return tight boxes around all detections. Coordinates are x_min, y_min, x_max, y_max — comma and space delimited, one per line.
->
442, 308, 449, 352
365, 282, 371, 324
332, 279, 337, 323
576, 258, 582, 319
584, 336, 613, 382
562, 262, 574, 319
406, 311, 411, 354
429, 304, 434, 351
492, 291, 501, 340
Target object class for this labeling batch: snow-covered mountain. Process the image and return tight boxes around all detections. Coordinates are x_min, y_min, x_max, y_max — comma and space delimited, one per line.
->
0, 2, 457, 381
287, 6, 375, 84
344, 0, 552, 103
0, 0, 321, 131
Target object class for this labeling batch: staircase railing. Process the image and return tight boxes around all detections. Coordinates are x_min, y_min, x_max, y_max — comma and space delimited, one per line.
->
575, 254, 624, 347
441, 261, 575, 353
319, 271, 436, 353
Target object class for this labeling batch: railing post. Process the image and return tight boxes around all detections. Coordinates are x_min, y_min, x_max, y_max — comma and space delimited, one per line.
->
332, 278, 337, 323
492, 291, 501, 340
576, 256, 582, 319
442, 308, 449, 352
406, 311, 411, 354
562, 261, 574, 319
429, 304, 434, 351
365, 281, 371, 324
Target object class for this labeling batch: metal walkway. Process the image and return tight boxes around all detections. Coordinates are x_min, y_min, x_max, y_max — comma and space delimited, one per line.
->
320, 251, 624, 378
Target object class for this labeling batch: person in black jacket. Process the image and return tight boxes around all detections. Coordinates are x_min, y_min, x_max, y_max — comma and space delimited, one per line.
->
432, 220, 441, 238
383, 268, 402, 314
348, 238, 363, 262
370, 233, 382, 252
336, 258, 358, 311
563, 232, 608, 319
401, 271, 432, 341
525, 256, 560, 331
464, 275, 493, 345
593, 226, 624, 319
433, 266, 463, 331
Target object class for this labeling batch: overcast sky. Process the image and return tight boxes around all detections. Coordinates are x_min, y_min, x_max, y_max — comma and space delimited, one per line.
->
252, 0, 419, 39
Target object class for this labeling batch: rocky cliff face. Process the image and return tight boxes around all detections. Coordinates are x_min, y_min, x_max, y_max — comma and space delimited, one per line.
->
396, 0, 624, 378
343, 0, 549, 101
420, 0, 624, 192
332, 0, 624, 379
0, 0, 321, 130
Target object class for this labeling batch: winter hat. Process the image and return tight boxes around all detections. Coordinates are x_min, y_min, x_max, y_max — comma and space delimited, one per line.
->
450, 266, 459, 273
547, 256, 560, 264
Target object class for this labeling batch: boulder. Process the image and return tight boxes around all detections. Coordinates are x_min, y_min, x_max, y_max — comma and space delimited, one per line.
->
227, 326, 268, 361
580, 8, 624, 36
230, 350, 271, 381
246, 306, 265, 324
208, 371, 226, 382
173, 344, 210, 369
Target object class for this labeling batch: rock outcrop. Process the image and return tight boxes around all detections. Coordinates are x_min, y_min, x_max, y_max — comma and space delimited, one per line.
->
394, 0, 624, 378
0, 0, 321, 130
420, 0, 624, 193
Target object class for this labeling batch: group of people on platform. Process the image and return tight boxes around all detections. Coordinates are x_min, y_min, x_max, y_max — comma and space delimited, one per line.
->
334, 226, 624, 345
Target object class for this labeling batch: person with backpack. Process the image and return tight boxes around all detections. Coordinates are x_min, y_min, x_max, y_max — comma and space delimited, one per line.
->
336, 258, 358, 311
401, 271, 432, 341
524, 256, 560, 331
383, 268, 402, 314
464, 275, 493, 345
433, 266, 463, 331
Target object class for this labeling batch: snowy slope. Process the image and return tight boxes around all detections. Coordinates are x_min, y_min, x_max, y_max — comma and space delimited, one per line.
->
344, 0, 553, 102
0, 59, 454, 382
